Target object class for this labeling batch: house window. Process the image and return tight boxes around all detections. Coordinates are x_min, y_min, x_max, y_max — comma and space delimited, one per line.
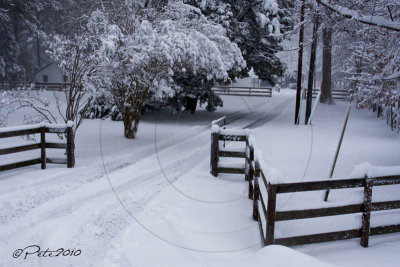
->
43, 75, 48, 82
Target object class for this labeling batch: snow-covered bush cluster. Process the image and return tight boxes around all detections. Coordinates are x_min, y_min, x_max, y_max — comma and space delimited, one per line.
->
357, 88, 400, 132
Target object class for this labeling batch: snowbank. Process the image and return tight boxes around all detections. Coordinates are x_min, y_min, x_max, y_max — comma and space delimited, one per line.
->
351, 162, 400, 178
249, 245, 335, 267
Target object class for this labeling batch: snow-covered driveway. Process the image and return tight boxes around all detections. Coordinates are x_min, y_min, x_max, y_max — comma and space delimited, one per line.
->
0, 91, 294, 267
3, 89, 399, 267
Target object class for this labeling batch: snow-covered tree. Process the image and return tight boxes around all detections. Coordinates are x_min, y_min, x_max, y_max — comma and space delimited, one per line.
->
43, 13, 105, 130
0, 0, 41, 80
319, 0, 400, 109
93, 1, 245, 138
183, 0, 295, 84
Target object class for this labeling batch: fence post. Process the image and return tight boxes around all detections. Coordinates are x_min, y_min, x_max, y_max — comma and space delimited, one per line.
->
248, 146, 254, 200
40, 127, 46, 169
253, 161, 260, 220
361, 176, 373, 247
266, 183, 277, 245
245, 140, 249, 182
210, 129, 219, 177
66, 124, 75, 168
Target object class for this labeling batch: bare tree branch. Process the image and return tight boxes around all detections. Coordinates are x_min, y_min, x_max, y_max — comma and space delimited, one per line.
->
316, 0, 400, 32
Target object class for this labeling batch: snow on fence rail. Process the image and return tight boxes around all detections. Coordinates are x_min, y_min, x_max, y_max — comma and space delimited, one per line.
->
211, 116, 226, 128
255, 173, 400, 247
0, 122, 75, 171
210, 121, 400, 247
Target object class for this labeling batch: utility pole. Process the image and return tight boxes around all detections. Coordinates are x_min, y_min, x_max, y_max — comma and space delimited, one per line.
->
305, 13, 320, 124
295, 0, 306, 125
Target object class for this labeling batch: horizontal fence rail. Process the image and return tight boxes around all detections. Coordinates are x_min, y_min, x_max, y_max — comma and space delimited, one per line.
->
254, 169, 400, 248
0, 82, 69, 91
212, 86, 272, 97
210, 122, 400, 248
303, 89, 354, 101
0, 123, 75, 171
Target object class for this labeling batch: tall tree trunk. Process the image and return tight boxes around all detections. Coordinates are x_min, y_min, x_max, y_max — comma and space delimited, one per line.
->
132, 91, 147, 138
295, 0, 306, 124
36, 10, 41, 68
121, 90, 148, 139
320, 26, 333, 103
305, 14, 320, 124
185, 96, 198, 114
123, 109, 135, 139
36, 33, 41, 68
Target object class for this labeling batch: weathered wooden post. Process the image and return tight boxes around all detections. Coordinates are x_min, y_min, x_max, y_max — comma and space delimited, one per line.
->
253, 161, 260, 220
361, 176, 373, 247
266, 183, 277, 245
245, 140, 250, 182
210, 125, 219, 177
248, 145, 254, 200
66, 123, 75, 168
40, 126, 46, 169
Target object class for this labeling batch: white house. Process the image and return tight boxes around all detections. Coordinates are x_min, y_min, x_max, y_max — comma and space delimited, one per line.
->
34, 62, 66, 83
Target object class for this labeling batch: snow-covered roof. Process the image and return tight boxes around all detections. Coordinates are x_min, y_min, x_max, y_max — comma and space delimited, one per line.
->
34, 62, 60, 74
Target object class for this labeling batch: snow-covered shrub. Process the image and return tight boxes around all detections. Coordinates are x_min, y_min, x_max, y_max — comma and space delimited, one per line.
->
92, 2, 246, 138
199, 92, 223, 112
357, 86, 400, 132
82, 94, 122, 121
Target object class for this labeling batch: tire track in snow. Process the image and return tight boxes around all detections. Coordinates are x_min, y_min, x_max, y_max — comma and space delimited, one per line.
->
1, 129, 223, 267
1, 92, 294, 266
0, 92, 287, 226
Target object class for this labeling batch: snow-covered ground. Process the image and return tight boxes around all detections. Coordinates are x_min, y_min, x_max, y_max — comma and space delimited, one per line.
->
1, 89, 399, 267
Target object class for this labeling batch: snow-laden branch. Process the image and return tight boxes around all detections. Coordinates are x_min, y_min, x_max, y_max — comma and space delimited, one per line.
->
316, 0, 400, 32
386, 71, 400, 80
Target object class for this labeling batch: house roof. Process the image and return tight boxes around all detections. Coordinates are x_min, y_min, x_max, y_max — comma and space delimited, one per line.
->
34, 62, 58, 74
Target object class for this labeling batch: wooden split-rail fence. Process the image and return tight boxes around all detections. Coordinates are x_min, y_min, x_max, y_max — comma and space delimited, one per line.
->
0, 82, 68, 91
303, 88, 354, 101
212, 86, 272, 97
0, 123, 75, 171
210, 118, 400, 247
210, 117, 248, 176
